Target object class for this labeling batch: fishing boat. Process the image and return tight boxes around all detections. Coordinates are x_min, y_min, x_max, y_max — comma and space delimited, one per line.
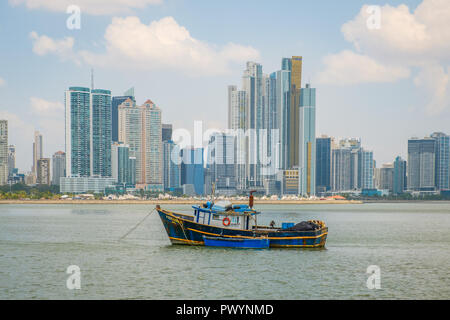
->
203, 235, 270, 249
156, 192, 328, 248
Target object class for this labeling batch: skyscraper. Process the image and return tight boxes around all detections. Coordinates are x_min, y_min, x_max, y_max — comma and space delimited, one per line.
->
228, 86, 247, 190
276, 67, 291, 170
181, 147, 204, 195
163, 140, 181, 191
65, 87, 91, 177
91, 89, 112, 177
111, 89, 135, 143
0, 120, 8, 185
36, 158, 50, 185
227, 85, 237, 130
407, 137, 436, 191
289, 56, 302, 168
141, 100, 163, 189
379, 163, 394, 193
52, 151, 66, 185
393, 156, 407, 195
8, 145, 15, 178
359, 149, 374, 190
431, 132, 449, 190
316, 136, 332, 193
111, 143, 134, 186
332, 148, 351, 191
32, 131, 43, 177
242, 61, 264, 188
162, 124, 173, 142
298, 84, 316, 196
207, 132, 236, 195
118, 98, 142, 181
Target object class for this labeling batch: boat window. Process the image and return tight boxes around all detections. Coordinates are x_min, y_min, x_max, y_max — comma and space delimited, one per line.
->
212, 214, 221, 221
231, 217, 240, 225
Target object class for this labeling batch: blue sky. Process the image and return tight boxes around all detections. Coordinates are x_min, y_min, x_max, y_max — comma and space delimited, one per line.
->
1, 0, 449, 172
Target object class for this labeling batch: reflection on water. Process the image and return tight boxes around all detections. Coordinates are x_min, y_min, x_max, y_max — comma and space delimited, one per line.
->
0, 203, 449, 300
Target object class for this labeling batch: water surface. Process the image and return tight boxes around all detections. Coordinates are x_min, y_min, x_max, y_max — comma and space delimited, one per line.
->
0, 203, 449, 299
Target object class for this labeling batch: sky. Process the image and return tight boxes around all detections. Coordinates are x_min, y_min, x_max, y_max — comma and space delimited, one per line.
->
1, 0, 449, 172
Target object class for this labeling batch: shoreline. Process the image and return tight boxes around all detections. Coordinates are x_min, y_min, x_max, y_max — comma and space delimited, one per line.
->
0, 199, 363, 205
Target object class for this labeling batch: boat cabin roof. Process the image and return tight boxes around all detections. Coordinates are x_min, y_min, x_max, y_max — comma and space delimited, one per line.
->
192, 202, 260, 216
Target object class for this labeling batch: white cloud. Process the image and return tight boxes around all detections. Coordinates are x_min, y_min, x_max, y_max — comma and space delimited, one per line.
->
9, 0, 162, 15
341, 1, 450, 63
317, 0, 450, 114
31, 16, 260, 76
30, 97, 64, 116
30, 31, 79, 63
414, 64, 450, 115
0, 77, 5, 86
316, 50, 410, 85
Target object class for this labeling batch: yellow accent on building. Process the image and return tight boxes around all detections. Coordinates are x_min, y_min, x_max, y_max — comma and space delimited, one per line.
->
289, 56, 302, 168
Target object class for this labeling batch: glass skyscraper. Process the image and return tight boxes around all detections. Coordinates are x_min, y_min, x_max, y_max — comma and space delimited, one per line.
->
163, 140, 181, 191
206, 133, 236, 195
298, 84, 316, 196
393, 156, 407, 195
65, 87, 91, 177
431, 132, 449, 190
52, 151, 66, 185
181, 147, 204, 195
407, 138, 436, 191
91, 89, 112, 177
316, 136, 332, 193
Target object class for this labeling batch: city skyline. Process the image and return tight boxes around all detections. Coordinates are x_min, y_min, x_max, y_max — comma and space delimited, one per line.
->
1, 0, 450, 172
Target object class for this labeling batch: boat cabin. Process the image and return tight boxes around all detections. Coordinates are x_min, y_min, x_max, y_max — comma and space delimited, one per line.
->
192, 201, 260, 231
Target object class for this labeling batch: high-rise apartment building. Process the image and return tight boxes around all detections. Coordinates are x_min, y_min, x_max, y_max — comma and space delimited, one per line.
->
298, 84, 316, 196
111, 143, 135, 186
91, 89, 112, 177
118, 98, 142, 181
63, 86, 114, 193
52, 151, 66, 185
228, 86, 247, 190
359, 149, 374, 190
378, 163, 394, 193
111, 89, 135, 142
316, 136, 332, 193
0, 120, 8, 185
276, 67, 291, 170
162, 124, 173, 142
332, 148, 352, 191
242, 61, 264, 188
407, 138, 436, 191
207, 133, 236, 195
163, 140, 181, 191
431, 132, 449, 190
65, 87, 91, 177
181, 147, 204, 195
8, 145, 15, 178
141, 100, 162, 188
36, 158, 50, 185
393, 156, 407, 195
32, 131, 43, 176
289, 56, 302, 168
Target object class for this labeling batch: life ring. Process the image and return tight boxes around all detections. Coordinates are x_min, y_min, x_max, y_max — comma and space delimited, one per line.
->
222, 217, 231, 226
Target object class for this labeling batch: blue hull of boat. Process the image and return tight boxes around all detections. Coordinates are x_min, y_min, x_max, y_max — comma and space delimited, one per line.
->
203, 236, 269, 249
156, 208, 328, 248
